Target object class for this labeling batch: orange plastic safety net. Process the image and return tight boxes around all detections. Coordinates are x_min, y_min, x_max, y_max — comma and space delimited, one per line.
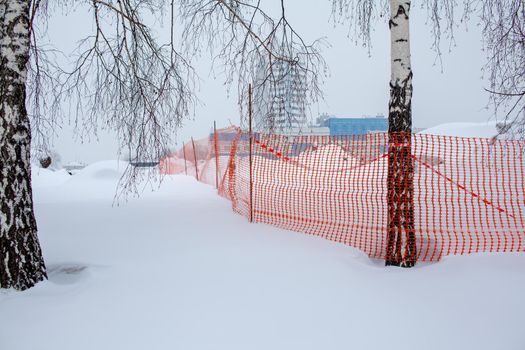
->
160, 127, 525, 262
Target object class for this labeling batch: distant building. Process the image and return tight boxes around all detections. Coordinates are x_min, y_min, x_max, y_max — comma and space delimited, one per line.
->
317, 114, 388, 136
253, 60, 308, 133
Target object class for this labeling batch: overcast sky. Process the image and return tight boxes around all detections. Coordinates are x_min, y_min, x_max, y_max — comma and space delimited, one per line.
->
46, 1, 493, 164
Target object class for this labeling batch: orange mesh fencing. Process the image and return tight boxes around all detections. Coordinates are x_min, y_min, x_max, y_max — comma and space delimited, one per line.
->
160, 127, 525, 262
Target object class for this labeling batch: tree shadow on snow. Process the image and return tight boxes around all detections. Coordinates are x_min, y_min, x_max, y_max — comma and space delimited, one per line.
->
47, 264, 89, 285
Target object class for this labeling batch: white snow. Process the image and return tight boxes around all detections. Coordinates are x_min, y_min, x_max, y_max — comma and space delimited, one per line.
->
66, 160, 128, 183
420, 121, 499, 138
30, 167, 71, 188
1, 148, 525, 349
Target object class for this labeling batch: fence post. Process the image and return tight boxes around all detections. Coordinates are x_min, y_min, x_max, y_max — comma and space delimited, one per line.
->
183, 142, 188, 175
214, 121, 219, 190
191, 137, 199, 181
248, 84, 254, 223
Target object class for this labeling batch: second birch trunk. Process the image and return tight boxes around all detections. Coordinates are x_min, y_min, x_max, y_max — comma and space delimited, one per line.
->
386, 0, 416, 267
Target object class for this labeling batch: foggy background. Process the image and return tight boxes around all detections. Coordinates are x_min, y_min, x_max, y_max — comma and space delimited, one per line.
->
44, 1, 491, 164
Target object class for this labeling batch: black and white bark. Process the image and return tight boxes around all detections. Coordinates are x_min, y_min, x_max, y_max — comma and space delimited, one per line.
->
1, 0, 197, 291
385, 0, 416, 267
332, 0, 417, 266
331, 0, 525, 266
0, 0, 47, 290
1, 0, 323, 291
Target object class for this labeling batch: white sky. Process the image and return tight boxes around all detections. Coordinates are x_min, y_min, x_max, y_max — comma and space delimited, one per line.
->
45, 1, 492, 164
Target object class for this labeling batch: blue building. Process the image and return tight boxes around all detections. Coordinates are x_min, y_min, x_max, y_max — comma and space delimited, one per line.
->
318, 114, 388, 136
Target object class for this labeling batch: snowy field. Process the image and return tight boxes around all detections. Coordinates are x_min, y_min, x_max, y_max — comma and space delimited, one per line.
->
1, 123, 525, 350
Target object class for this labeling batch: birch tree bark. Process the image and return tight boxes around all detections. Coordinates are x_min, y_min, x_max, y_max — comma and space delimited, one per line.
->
385, 0, 416, 267
0, 0, 47, 290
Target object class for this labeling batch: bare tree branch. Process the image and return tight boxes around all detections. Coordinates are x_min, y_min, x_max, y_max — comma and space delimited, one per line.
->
479, 0, 525, 139
28, 0, 198, 196
331, 0, 525, 139
180, 0, 328, 131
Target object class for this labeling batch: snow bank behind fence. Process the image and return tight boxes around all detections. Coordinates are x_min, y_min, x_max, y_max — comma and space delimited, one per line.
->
160, 126, 525, 262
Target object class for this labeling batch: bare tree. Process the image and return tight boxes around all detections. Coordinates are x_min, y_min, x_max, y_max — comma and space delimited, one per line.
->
1, 0, 196, 290
179, 0, 327, 131
384, 0, 417, 267
331, 0, 468, 267
1, 0, 325, 290
480, 0, 525, 139
332, 0, 420, 267
332, 0, 524, 265
56, 1, 196, 192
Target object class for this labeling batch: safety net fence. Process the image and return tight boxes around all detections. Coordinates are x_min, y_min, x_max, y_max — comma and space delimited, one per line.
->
160, 126, 525, 262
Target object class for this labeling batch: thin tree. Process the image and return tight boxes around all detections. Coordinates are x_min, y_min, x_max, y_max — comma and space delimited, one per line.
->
331, 0, 470, 266
332, 0, 418, 267
385, 0, 416, 267
332, 0, 524, 265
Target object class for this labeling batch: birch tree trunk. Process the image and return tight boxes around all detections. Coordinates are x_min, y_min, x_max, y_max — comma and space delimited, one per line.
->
385, 0, 416, 267
0, 0, 47, 290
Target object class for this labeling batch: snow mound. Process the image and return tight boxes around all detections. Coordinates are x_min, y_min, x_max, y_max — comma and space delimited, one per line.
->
69, 160, 128, 182
296, 143, 360, 170
420, 121, 498, 138
31, 167, 71, 187
302, 143, 347, 160
3, 173, 525, 350
48, 160, 130, 202
162, 156, 186, 168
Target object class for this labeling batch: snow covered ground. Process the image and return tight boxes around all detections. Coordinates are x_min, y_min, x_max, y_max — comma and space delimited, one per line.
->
1, 124, 525, 349
420, 121, 499, 138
